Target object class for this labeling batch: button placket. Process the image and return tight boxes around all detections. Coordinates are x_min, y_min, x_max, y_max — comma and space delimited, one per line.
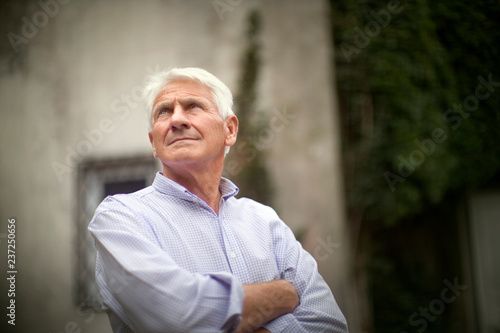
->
218, 207, 249, 281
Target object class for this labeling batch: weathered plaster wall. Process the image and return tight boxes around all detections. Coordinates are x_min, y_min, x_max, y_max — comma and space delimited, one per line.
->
0, 1, 354, 331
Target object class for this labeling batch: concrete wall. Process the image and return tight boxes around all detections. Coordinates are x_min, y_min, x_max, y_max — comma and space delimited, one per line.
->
259, 2, 355, 329
0, 0, 354, 331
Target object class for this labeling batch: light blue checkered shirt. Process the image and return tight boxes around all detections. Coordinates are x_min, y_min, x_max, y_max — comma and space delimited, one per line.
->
88, 172, 348, 333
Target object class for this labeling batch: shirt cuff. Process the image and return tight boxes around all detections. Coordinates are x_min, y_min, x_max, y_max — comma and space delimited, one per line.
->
210, 272, 246, 332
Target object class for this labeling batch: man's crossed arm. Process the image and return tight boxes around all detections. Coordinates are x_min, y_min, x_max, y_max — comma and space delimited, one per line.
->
237, 280, 299, 333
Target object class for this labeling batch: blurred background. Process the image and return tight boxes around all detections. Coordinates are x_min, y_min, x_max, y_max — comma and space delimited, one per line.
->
0, 0, 499, 332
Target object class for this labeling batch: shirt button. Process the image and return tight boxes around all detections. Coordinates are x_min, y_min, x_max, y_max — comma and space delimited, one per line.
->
229, 252, 237, 258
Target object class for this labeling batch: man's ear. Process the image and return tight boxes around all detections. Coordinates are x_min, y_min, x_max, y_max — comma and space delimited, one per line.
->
148, 132, 157, 158
224, 115, 238, 147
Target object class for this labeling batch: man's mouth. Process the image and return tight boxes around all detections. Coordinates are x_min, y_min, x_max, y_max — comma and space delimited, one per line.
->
168, 137, 196, 145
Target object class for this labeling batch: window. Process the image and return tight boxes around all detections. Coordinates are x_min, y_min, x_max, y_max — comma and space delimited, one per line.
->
469, 192, 500, 333
77, 156, 158, 309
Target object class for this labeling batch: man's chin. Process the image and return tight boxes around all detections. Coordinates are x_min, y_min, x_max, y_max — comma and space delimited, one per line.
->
160, 151, 202, 166
165, 154, 197, 164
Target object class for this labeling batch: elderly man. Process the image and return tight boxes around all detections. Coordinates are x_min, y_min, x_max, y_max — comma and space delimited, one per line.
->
88, 67, 348, 333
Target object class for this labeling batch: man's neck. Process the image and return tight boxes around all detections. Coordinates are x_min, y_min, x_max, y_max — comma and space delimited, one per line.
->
162, 163, 223, 215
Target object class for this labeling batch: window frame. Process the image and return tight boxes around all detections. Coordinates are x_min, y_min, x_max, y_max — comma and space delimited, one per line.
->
76, 156, 158, 309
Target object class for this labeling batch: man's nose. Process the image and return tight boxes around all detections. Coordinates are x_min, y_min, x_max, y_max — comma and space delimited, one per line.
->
170, 105, 191, 130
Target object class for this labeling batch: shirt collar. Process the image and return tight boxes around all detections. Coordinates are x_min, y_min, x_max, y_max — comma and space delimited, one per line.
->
152, 172, 239, 201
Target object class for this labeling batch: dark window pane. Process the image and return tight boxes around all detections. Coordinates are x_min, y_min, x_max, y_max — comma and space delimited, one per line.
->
104, 179, 146, 197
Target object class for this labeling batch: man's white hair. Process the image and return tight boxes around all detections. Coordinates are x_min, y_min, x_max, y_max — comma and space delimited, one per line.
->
143, 67, 235, 155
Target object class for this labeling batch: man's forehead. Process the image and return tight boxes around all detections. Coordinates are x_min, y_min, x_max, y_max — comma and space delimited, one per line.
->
158, 80, 211, 98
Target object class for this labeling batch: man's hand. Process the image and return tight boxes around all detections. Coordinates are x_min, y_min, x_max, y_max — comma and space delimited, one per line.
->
236, 279, 299, 333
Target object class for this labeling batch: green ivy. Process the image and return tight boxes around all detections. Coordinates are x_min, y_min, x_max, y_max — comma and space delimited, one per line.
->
226, 10, 274, 206
332, 0, 500, 226
331, 1, 500, 332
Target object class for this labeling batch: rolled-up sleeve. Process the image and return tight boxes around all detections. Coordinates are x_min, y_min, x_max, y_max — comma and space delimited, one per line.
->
263, 217, 348, 333
88, 197, 245, 333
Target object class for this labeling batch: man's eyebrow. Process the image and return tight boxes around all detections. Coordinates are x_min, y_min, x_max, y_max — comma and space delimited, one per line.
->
153, 100, 173, 111
178, 96, 209, 106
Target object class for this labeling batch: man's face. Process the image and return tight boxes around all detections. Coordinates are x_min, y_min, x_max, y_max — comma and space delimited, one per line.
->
148, 79, 237, 170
